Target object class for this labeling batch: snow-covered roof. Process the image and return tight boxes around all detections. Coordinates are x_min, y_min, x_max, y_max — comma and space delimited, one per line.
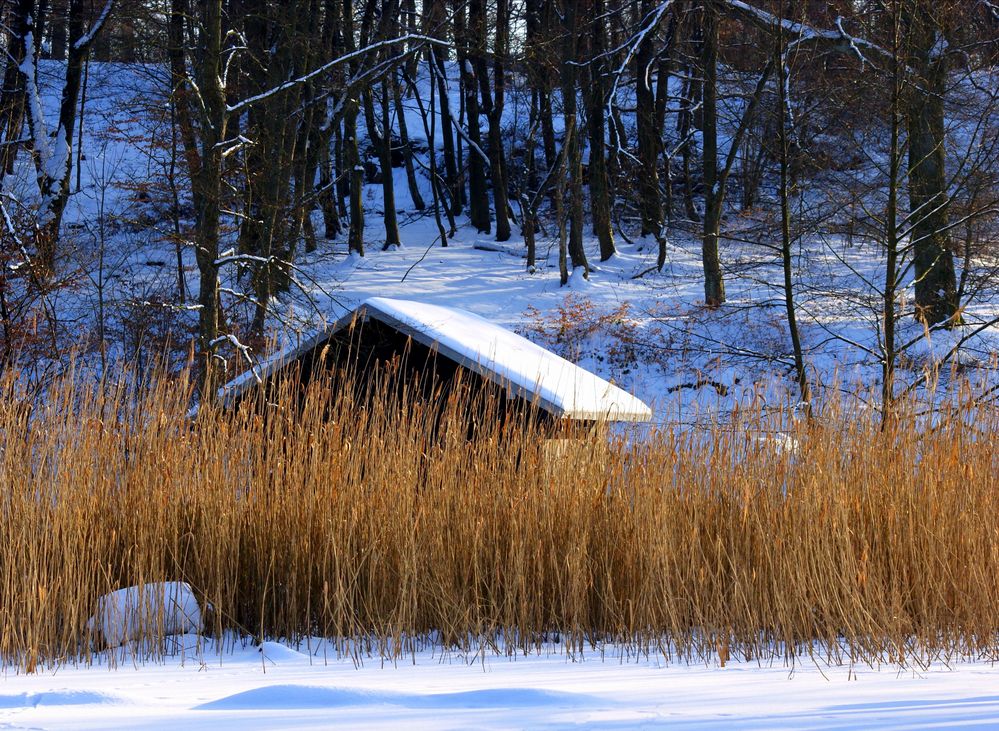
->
219, 297, 652, 422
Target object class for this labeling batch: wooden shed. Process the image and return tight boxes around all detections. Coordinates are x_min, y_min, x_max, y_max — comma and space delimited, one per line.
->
216, 297, 652, 425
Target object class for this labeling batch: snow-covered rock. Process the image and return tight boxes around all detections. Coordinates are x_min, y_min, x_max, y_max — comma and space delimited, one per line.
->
87, 582, 202, 648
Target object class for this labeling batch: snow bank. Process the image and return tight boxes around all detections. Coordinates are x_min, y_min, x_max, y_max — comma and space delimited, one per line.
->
4, 637, 999, 729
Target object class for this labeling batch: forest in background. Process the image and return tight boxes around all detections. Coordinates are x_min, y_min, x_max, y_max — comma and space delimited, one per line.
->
0, 0, 997, 411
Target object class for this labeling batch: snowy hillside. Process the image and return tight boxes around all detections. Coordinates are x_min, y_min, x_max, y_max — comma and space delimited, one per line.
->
5, 61, 998, 421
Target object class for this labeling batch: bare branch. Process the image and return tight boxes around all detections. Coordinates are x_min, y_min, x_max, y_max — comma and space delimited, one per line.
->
226, 34, 450, 115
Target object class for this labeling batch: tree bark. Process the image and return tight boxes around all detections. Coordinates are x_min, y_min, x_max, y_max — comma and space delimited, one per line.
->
457, 0, 490, 233
701, 2, 725, 306
343, 0, 365, 255
191, 0, 227, 395
586, 0, 615, 261
882, 9, 904, 427
635, 0, 663, 239
775, 29, 809, 407
0, 0, 33, 182
430, 42, 461, 217
559, 0, 588, 278
393, 77, 426, 211
379, 81, 401, 248
475, 0, 511, 241
904, 6, 959, 328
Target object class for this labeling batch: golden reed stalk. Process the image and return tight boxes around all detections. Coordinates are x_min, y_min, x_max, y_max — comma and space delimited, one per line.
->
0, 367, 996, 670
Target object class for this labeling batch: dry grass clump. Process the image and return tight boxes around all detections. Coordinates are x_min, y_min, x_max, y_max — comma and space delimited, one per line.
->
0, 368, 997, 670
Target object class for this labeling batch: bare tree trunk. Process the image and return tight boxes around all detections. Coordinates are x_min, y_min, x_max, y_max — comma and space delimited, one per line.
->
539, 89, 557, 180
905, 5, 959, 328
559, 0, 588, 278
49, 0, 69, 61
654, 15, 677, 228
35, 0, 51, 56
393, 77, 426, 211
700, 1, 725, 306
586, 0, 615, 261
191, 0, 227, 395
430, 42, 461, 216
379, 81, 401, 248
677, 64, 699, 222
318, 148, 342, 239
26, 0, 113, 275
404, 62, 450, 245
556, 156, 568, 285
343, 0, 365, 256
0, 0, 33, 182
476, 0, 511, 241
410, 59, 457, 236
345, 101, 365, 255
535, 0, 558, 180
335, 124, 349, 215
635, 0, 663, 239
457, 0, 490, 233
775, 23, 809, 407
882, 10, 903, 427
296, 96, 322, 255
240, 0, 315, 334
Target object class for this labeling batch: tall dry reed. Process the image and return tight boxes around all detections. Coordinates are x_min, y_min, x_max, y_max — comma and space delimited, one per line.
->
0, 368, 997, 670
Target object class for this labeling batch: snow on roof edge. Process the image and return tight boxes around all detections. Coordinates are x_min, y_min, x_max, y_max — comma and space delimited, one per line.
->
363, 297, 652, 422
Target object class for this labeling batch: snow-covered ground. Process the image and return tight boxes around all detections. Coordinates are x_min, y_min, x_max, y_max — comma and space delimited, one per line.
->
3, 638, 999, 729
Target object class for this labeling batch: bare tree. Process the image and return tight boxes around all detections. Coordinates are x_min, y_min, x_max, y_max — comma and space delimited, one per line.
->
19, 0, 114, 275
